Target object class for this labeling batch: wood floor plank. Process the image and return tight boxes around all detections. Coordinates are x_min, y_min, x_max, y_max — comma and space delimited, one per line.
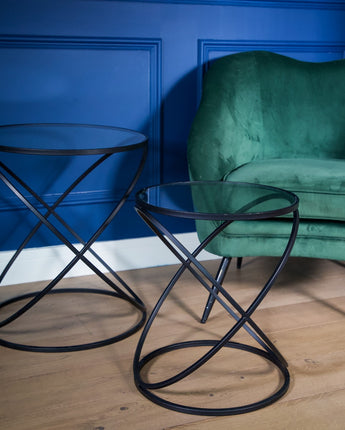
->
0, 257, 344, 429
168, 389, 345, 430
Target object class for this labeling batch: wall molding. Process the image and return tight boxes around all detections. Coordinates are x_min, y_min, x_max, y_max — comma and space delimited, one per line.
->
0, 35, 163, 208
0, 232, 218, 286
0, 189, 132, 212
115, 0, 345, 10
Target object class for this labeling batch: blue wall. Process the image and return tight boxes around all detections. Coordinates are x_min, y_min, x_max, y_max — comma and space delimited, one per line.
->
1, 0, 345, 251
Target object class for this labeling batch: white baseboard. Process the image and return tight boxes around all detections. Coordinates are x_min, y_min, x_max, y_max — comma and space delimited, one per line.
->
0, 232, 218, 286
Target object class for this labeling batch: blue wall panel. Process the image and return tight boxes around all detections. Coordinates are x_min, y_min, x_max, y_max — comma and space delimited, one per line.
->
0, 0, 344, 250
0, 34, 162, 249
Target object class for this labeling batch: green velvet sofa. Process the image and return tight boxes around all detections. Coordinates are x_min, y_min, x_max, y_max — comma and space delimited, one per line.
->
188, 51, 345, 262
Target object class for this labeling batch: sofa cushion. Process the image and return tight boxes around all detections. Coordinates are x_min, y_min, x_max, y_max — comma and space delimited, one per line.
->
223, 158, 345, 221
197, 218, 345, 260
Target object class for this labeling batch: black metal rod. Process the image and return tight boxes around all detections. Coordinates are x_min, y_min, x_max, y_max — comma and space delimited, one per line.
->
0, 289, 146, 352
201, 257, 232, 323
0, 154, 110, 283
135, 340, 290, 416
133, 196, 299, 415
0, 140, 148, 352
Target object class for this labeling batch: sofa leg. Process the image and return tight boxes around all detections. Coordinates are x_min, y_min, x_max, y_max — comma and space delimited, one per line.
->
201, 257, 232, 323
237, 257, 243, 269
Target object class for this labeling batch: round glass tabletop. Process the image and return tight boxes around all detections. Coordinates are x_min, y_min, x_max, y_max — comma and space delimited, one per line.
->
0, 123, 148, 155
136, 181, 299, 220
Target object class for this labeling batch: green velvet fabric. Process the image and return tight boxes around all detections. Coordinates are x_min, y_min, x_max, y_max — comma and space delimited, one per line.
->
224, 158, 345, 221
195, 218, 345, 260
188, 51, 345, 260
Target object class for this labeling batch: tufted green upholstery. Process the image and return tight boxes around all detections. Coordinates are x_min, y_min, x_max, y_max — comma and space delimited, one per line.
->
188, 51, 345, 261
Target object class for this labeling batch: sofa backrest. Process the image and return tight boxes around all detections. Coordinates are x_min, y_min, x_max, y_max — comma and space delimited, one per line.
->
188, 51, 345, 181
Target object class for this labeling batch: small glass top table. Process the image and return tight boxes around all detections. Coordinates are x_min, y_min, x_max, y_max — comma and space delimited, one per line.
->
0, 123, 148, 352
133, 181, 299, 416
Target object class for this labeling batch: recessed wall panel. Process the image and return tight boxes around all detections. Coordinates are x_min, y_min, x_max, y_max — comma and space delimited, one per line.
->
0, 36, 162, 249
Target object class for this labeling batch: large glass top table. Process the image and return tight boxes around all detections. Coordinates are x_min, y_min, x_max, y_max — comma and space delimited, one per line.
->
133, 181, 299, 416
0, 123, 148, 352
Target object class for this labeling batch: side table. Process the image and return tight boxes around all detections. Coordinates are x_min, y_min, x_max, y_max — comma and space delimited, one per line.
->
0, 123, 148, 352
133, 181, 299, 415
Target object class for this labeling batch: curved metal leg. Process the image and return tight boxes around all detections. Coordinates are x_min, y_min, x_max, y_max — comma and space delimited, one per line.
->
0, 145, 147, 352
133, 208, 299, 415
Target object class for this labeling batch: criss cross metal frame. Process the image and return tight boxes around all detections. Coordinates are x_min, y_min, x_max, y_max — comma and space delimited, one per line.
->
0, 125, 148, 352
133, 186, 299, 416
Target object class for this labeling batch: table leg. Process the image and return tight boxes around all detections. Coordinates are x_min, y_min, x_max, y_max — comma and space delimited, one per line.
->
0, 147, 147, 352
133, 208, 299, 415
200, 256, 231, 323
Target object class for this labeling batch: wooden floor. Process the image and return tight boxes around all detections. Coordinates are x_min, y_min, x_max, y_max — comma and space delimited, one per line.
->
1, 256, 345, 430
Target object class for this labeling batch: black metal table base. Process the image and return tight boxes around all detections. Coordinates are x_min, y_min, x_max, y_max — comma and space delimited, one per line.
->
135, 339, 290, 416
133, 201, 299, 416
0, 288, 146, 353
0, 124, 148, 352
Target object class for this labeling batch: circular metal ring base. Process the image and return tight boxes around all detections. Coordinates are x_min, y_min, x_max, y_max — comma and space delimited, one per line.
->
0, 288, 146, 353
134, 340, 290, 416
